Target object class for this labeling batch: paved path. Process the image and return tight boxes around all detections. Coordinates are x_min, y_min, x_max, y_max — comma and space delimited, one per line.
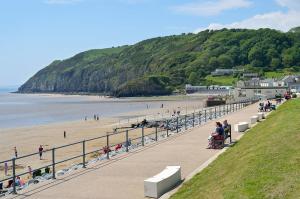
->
9, 103, 260, 199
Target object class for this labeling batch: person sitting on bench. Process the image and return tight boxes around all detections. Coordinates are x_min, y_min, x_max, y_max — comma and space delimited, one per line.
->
223, 120, 230, 138
207, 122, 224, 149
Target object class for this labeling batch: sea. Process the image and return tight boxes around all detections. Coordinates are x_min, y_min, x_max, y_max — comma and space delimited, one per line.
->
0, 88, 164, 129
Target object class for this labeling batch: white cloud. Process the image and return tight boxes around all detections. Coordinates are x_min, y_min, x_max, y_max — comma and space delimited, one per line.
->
276, 0, 300, 10
44, 0, 83, 5
195, 0, 300, 32
172, 0, 252, 16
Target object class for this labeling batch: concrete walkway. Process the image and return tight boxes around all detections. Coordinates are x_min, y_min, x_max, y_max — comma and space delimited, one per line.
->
9, 103, 260, 199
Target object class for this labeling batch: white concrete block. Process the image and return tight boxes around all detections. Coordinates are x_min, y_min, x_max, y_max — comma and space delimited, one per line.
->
250, 116, 259, 124
144, 166, 181, 198
257, 112, 265, 120
234, 122, 249, 132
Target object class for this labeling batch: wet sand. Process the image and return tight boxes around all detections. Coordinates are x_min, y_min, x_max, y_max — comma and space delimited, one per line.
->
0, 94, 206, 180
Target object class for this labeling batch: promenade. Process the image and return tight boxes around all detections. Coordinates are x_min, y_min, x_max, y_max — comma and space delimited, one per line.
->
8, 102, 260, 199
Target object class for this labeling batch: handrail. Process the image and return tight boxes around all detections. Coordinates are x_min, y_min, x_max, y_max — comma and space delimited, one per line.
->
0, 99, 256, 194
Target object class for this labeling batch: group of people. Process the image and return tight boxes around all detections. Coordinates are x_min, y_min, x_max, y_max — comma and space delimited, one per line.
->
84, 114, 100, 121
259, 100, 273, 112
207, 120, 230, 149
12, 145, 44, 160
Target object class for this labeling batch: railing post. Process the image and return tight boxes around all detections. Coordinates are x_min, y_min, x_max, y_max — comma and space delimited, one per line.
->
106, 134, 109, 159
52, 148, 56, 179
204, 110, 207, 122
12, 158, 16, 194
219, 106, 221, 117
184, 115, 187, 130
176, 117, 179, 133
82, 140, 86, 168
198, 111, 201, 125
126, 130, 129, 152
142, 126, 144, 146
192, 113, 195, 127
230, 104, 232, 112
227, 104, 229, 114
155, 126, 158, 141
166, 120, 169, 137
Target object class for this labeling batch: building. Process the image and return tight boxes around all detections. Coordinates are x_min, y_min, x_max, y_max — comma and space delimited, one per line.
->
211, 69, 235, 76
242, 73, 259, 78
234, 78, 288, 100
289, 82, 300, 92
185, 84, 232, 95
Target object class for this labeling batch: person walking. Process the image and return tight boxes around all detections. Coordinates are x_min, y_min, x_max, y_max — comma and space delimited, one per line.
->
38, 145, 44, 160
13, 147, 18, 158
64, 131, 66, 138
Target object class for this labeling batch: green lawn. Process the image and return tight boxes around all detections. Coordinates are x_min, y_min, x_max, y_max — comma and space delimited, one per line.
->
264, 71, 300, 79
205, 75, 237, 86
264, 71, 287, 79
171, 99, 300, 199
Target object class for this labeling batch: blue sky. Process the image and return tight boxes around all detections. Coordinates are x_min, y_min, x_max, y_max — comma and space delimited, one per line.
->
0, 0, 299, 87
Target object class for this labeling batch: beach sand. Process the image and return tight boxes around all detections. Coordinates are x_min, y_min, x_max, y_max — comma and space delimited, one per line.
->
0, 94, 206, 181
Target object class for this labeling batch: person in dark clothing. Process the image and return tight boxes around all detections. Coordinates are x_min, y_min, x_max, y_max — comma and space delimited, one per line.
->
38, 145, 43, 160
64, 131, 66, 138
207, 122, 224, 149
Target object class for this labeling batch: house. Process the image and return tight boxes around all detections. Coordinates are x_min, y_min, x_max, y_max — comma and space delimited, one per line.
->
282, 75, 300, 86
211, 69, 235, 76
289, 82, 300, 92
185, 84, 232, 95
234, 78, 288, 100
242, 73, 259, 78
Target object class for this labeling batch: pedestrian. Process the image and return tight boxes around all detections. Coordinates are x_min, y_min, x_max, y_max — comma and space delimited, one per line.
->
94, 114, 96, 120
4, 162, 8, 176
38, 145, 43, 160
13, 147, 18, 158
28, 166, 32, 178
64, 131, 66, 138
85, 116, 87, 121
96, 115, 99, 121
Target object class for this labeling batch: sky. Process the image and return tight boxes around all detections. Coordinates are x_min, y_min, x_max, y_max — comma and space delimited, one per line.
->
0, 0, 300, 87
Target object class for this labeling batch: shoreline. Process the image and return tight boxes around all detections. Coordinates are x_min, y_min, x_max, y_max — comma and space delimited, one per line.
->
0, 95, 206, 162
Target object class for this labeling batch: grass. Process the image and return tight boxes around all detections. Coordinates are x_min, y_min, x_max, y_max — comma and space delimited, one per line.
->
205, 75, 237, 86
171, 99, 300, 199
264, 71, 287, 79
264, 71, 300, 79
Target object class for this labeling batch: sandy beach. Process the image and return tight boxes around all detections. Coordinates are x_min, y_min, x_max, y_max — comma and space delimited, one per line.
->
0, 94, 207, 181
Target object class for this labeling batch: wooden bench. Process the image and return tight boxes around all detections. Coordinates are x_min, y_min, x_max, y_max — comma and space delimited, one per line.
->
144, 166, 181, 198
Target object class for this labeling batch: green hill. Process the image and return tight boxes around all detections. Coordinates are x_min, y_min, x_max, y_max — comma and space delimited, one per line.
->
19, 27, 300, 97
171, 99, 300, 199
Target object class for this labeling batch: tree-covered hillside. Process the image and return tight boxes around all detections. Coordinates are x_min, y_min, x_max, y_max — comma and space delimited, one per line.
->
19, 28, 300, 96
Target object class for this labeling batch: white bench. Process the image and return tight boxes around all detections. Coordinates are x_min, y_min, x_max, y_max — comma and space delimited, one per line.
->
257, 112, 265, 120
144, 166, 181, 198
250, 116, 259, 124
234, 122, 249, 132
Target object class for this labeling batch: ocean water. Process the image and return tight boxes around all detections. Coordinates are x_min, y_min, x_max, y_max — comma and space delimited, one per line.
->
0, 92, 163, 129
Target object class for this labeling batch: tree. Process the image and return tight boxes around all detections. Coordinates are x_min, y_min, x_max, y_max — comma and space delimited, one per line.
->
270, 58, 281, 69
188, 72, 198, 85
218, 54, 233, 68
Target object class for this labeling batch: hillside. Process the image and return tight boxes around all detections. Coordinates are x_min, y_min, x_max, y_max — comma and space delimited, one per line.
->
171, 99, 300, 199
19, 27, 300, 97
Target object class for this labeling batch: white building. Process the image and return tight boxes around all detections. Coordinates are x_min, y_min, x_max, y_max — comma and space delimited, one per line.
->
233, 87, 287, 100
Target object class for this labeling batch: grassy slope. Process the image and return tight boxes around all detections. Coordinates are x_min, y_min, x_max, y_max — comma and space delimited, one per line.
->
205, 75, 237, 86
171, 99, 300, 199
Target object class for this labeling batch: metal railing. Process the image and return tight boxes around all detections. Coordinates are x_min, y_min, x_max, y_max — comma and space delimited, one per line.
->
0, 98, 258, 195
